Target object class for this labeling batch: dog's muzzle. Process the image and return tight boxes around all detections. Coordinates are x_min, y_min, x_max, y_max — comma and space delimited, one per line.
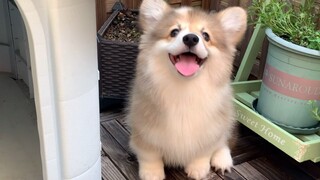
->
168, 33, 207, 77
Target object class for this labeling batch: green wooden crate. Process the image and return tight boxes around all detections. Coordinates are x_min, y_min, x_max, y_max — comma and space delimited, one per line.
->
232, 80, 320, 163
233, 24, 320, 163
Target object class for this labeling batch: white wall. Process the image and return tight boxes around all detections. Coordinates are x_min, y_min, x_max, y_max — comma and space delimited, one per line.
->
0, 0, 12, 72
15, 0, 101, 179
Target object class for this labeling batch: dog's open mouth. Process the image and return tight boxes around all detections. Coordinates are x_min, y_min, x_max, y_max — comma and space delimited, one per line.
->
169, 52, 206, 77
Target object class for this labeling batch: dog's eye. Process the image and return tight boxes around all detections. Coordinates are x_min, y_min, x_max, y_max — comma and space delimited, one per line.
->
170, 29, 180, 37
202, 32, 210, 41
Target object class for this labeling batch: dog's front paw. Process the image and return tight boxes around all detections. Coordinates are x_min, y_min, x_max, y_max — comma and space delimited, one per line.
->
185, 158, 210, 180
139, 163, 165, 180
210, 147, 233, 174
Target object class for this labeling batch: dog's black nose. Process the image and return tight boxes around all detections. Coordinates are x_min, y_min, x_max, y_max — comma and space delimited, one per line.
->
183, 34, 199, 47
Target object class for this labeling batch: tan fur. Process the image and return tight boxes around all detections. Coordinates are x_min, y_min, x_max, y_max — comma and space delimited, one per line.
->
127, 1, 247, 179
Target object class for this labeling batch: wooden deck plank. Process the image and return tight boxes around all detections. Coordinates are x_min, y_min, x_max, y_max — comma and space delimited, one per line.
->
248, 156, 312, 180
102, 120, 131, 152
114, 112, 130, 130
101, 155, 127, 180
231, 135, 265, 165
204, 171, 224, 180
100, 125, 140, 179
248, 157, 292, 180
298, 161, 320, 179
266, 153, 319, 179
100, 109, 125, 122
233, 162, 268, 180
217, 169, 245, 180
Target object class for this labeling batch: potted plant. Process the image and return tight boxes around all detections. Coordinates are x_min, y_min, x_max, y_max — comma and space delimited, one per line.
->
249, 0, 320, 134
97, 2, 141, 109
309, 99, 320, 121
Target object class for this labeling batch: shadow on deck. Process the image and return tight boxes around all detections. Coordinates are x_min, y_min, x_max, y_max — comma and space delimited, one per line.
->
100, 109, 320, 180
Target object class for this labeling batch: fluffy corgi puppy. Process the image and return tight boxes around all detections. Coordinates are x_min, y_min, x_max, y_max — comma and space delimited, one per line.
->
127, 0, 247, 179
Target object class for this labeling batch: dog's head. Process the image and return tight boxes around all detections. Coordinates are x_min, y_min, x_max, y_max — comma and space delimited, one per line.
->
138, 0, 247, 78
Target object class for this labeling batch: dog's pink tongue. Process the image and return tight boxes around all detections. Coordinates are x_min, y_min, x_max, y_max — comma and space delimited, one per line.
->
175, 54, 199, 77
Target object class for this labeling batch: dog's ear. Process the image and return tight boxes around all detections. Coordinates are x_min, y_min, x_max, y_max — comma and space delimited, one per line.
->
139, 0, 171, 32
217, 7, 247, 46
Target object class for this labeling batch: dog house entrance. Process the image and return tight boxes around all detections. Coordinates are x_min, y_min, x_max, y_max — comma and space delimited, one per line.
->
0, 0, 42, 179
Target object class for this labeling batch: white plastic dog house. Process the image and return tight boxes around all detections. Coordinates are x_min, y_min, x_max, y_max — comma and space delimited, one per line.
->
1, 0, 101, 179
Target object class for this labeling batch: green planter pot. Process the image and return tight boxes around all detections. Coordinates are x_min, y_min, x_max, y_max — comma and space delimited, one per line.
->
257, 28, 320, 134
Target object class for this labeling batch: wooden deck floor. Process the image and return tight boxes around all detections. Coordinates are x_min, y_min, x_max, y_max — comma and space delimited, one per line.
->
100, 109, 320, 180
